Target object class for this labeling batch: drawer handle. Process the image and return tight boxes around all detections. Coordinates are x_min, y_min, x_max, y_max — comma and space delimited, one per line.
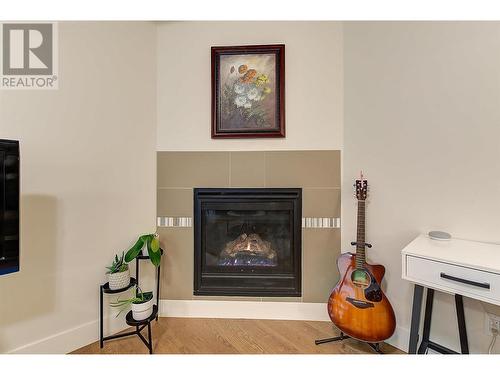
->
440, 272, 490, 290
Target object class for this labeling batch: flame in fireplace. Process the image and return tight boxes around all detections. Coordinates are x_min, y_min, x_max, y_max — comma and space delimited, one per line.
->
218, 233, 277, 266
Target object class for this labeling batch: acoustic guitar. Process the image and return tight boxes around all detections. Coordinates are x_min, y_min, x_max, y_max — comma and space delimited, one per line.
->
327, 175, 396, 343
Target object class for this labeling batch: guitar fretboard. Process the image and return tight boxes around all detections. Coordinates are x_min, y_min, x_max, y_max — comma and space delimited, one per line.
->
356, 200, 366, 268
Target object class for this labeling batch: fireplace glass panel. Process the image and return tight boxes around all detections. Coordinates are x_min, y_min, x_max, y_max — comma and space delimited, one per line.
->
203, 205, 292, 272
194, 188, 302, 297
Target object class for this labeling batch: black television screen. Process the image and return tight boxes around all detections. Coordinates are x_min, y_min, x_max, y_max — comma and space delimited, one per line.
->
0, 139, 20, 275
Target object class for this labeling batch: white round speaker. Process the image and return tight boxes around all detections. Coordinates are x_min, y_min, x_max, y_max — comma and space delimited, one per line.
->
428, 231, 452, 241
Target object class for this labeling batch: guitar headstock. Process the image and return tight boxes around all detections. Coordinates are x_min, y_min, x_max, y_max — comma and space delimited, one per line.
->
355, 171, 368, 201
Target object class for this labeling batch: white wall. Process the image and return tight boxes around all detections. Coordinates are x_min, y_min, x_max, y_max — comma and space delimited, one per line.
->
157, 21, 343, 151
0, 22, 157, 353
343, 22, 500, 353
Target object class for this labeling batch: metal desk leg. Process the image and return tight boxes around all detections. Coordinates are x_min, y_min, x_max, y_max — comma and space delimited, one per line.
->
455, 294, 469, 354
417, 288, 434, 354
99, 285, 104, 348
408, 284, 424, 354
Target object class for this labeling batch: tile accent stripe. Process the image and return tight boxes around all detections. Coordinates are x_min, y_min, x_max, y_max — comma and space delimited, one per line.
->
157, 216, 341, 229
157, 216, 192, 227
302, 217, 341, 229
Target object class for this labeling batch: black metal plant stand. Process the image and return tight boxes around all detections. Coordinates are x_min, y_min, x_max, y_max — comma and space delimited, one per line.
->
315, 331, 384, 354
408, 285, 469, 354
99, 249, 163, 354
124, 305, 158, 354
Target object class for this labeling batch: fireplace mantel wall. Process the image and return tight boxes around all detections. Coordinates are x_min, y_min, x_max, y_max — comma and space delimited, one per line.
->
157, 150, 340, 303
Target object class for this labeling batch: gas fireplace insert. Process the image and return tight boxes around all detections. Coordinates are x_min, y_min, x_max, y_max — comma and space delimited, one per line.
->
194, 188, 302, 297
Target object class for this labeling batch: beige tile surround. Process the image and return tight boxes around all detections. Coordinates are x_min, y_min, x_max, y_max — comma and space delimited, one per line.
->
157, 151, 341, 303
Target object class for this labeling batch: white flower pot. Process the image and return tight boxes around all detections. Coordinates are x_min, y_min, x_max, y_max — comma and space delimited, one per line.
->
132, 298, 154, 321
108, 269, 130, 290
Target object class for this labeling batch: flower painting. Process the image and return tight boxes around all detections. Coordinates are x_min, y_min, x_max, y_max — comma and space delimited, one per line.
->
212, 45, 285, 138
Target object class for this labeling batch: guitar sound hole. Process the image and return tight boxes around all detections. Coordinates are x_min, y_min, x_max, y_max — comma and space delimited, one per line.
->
351, 269, 370, 287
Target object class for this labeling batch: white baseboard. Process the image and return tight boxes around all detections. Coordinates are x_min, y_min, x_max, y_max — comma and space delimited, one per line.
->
6, 320, 99, 354
159, 299, 331, 321
6, 318, 128, 354
385, 325, 409, 353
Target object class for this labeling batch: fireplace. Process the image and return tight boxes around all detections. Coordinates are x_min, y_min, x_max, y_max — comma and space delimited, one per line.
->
194, 188, 302, 297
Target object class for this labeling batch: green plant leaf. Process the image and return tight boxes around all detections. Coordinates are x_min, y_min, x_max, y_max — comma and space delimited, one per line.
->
124, 237, 144, 262
134, 292, 153, 303
151, 235, 160, 252
118, 264, 128, 272
109, 286, 151, 317
148, 241, 161, 267
139, 234, 152, 242
142, 291, 153, 301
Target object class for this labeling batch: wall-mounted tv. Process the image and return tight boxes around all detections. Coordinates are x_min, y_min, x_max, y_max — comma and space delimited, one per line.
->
0, 139, 19, 275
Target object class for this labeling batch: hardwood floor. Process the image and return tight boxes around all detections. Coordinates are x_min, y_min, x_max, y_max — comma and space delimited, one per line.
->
72, 318, 403, 354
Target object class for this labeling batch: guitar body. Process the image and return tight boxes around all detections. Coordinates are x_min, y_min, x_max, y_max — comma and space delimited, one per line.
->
327, 252, 396, 343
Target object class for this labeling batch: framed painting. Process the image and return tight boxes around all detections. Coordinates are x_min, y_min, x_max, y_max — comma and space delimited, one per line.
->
211, 44, 285, 138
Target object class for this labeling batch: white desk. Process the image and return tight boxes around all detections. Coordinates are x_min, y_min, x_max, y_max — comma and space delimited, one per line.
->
402, 234, 500, 354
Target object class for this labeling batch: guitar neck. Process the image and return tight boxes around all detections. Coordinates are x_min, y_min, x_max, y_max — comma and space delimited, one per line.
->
356, 200, 366, 267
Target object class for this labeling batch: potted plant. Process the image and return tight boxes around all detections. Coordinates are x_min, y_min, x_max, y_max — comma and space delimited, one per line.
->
125, 233, 162, 267
110, 287, 154, 320
106, 252, 130, 290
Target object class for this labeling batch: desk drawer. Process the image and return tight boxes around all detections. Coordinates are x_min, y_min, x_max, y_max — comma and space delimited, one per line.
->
406, 255, 500, 303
